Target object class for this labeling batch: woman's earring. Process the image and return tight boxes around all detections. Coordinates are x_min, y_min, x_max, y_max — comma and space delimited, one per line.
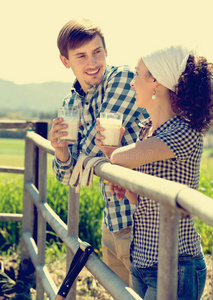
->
152, 89, 157, 100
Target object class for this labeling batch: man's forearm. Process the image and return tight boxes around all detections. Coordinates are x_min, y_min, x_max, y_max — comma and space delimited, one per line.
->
55, 148, 71, 163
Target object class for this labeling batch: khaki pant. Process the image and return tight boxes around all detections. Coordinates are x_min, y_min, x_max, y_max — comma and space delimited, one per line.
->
102, 223, 132, 287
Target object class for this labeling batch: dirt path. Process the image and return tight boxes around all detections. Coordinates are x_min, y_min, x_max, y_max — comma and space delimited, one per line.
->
0, 254, 212, 299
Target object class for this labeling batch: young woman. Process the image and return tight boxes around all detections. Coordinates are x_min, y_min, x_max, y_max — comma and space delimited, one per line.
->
95, 45, 213, 299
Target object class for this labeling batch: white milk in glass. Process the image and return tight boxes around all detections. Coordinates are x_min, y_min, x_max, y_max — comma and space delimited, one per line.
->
61, 118, 79, 143
58, 107, 79, 143
100, 113, 122, 146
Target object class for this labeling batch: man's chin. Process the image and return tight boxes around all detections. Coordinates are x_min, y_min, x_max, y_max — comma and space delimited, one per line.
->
85, 77, 103, 87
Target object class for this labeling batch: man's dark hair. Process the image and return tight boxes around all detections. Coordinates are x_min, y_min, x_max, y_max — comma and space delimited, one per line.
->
57, 18, 106, 59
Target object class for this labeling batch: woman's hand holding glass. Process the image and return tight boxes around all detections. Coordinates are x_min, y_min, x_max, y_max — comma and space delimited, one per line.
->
95, 118, 125, 159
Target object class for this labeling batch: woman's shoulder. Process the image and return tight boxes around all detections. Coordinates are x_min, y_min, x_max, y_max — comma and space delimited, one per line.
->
158, 116, 202, 138
156, 116, 203, 159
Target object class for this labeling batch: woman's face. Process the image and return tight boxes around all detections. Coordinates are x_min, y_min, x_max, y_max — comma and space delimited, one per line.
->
131, 58, 154, 108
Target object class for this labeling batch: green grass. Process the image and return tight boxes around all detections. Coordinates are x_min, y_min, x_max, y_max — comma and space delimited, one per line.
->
0, 138, 25, 167
0, 173, 24, 250
199, 148, 213, 199
0, 138, 25, 154
196, 149, 213, 253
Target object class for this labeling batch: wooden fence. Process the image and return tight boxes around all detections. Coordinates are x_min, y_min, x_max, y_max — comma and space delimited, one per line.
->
0, 120, 213, 300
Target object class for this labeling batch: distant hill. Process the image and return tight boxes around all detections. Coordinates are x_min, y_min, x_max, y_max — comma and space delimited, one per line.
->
0, 79, 72, 114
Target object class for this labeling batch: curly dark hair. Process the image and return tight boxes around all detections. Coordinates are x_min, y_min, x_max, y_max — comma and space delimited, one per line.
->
170, 55, 213, 134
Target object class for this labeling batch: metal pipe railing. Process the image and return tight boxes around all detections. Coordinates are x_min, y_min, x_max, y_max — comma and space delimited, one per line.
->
23, 181, 143, 300
9, 129, 213, 300
157, 203, 179, 299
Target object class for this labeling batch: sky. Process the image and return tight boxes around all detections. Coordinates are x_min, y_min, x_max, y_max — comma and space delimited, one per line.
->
1, 0, 213, 85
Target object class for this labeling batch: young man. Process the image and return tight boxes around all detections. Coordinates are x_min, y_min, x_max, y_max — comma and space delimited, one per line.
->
49, 19, 148, 286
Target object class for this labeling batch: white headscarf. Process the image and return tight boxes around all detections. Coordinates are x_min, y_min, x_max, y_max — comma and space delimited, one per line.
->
142, 45, 195, 91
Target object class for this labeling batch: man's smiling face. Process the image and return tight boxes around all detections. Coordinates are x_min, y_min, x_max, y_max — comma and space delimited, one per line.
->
60, 35, 107, 93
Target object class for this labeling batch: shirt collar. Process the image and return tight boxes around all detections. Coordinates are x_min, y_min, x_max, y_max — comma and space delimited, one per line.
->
71, 80, 86, 97
140, 115, 182, 137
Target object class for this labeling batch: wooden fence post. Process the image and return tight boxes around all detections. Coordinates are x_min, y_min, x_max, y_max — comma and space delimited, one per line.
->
33, 122, 48, 244
21, 131, 35, 261
66, 187, 80, 300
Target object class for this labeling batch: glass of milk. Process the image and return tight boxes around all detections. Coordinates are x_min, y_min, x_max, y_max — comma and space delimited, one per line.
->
58, 106, 79, 143
100, 112, 123, 147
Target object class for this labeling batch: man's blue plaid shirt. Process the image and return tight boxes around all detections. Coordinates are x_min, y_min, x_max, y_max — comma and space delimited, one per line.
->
52, 65, 148, 232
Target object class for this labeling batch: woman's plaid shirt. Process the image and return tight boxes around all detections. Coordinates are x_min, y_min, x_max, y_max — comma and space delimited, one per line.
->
131, 116, 204, 268
52, 65, 148, 232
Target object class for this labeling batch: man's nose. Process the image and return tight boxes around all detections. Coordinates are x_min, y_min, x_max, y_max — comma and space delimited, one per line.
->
87, 55, 97, 67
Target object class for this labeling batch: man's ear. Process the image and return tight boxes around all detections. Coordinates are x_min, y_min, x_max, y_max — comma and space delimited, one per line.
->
60, 54, 70, 69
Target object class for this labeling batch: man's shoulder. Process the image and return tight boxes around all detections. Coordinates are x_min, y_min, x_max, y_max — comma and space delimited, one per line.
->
62, 92, 75, 105
105, 65, 135, 79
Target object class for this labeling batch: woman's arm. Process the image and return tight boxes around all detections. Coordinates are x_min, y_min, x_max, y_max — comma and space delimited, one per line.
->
95, 118, 174, 168
110, 137, 175, 169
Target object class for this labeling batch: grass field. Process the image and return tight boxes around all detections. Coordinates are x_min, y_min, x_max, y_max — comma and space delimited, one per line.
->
0, 138, 25, 167
0, 138, 53, 169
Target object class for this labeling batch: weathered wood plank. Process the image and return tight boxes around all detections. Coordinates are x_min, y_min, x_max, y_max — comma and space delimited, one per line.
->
0, 166, 25, 174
